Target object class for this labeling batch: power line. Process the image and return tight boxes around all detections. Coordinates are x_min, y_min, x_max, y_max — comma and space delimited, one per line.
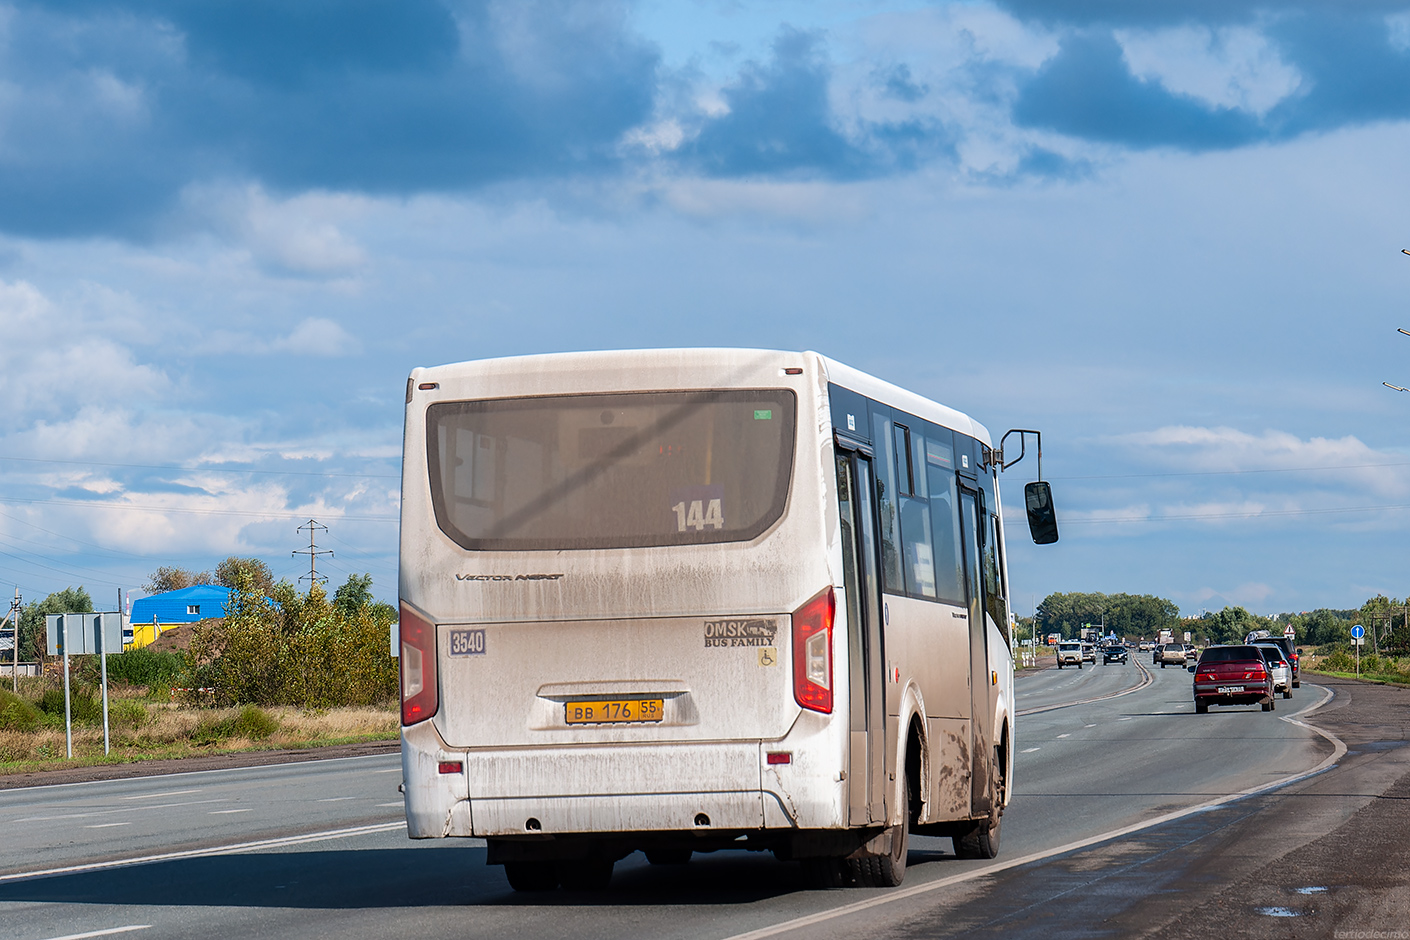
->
1002, 503, 1410, 529
1051, 460, 1410, 482
0, 508, 158, 560
0, 454, 397, 480
0, 495, 397, 521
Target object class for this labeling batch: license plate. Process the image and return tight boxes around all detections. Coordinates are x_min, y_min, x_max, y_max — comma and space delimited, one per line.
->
565, 699, 665, 725
1217, 686, 1245, 694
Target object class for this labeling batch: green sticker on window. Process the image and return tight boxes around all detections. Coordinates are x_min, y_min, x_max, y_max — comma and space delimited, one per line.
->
754, 410, 772, 420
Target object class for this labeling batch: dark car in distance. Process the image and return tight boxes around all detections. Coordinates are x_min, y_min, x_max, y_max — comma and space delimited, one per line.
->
1245, 631, 1302, 688
1192, 645, 1275, 714
1102, 644, 1128, 664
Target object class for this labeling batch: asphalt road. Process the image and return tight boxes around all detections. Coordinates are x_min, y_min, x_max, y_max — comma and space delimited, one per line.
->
0, 660, 1339, 940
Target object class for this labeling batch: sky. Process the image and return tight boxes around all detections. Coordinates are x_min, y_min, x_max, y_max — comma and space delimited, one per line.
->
3, 0, 1410, 617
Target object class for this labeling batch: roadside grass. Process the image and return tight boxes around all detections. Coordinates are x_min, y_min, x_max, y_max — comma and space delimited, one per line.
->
1301, 646, 1410, 687
0, 697, 398, 774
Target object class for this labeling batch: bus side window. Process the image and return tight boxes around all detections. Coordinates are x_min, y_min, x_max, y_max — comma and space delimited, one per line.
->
871, 410, 904, 594
895, 425, 937, 599
926, 469, 965, 605
979, 491, 1009, 643
922, 431, 964, 605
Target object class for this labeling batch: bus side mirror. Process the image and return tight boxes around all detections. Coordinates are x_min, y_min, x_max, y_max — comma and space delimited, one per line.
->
1025, 481, 1059, 545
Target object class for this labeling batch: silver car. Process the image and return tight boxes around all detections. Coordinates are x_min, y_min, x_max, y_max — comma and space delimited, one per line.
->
1251, 643, 1293, 699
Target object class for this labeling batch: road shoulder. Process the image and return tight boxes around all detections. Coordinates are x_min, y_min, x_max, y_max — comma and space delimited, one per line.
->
0, 738, 400, 790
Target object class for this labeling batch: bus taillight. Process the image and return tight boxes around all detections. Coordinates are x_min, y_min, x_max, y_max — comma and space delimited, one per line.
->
400, 602, 439, 725
792, 587, 835, 713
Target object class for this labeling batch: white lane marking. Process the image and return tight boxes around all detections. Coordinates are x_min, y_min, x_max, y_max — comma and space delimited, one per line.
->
316, 797, 355, 803
0, 751, 399, 795
38, 925, 150, 940
1016, 659, 1154, 717
1084, 724, 1096, 728
1055, 734, 1070, 739
1117, 716, 1134, 721
372, 768, 401, 774
1020, 747, 1040, 753
0, 821, 406, 885
377, 802, 403, 807
83, 824, 130, 829
209, 809, 251, 815
15, 800, 228, 823
720, 684, 1346, 940
120, 789, 201, 801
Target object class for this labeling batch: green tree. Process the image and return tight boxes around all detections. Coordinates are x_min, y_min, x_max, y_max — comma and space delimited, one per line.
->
1196, 606, 1271, 645
144, 566, 214, 594
214, 556, 275, 595
18, 587, 94, 662
185, 575, 396, 708
1299, 609, 1352, 646
333, 573, 374, 616
1036, 591, 1180, 638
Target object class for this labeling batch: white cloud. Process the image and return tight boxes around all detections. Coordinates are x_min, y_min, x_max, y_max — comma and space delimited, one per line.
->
192, 316, 361, 357
1117, 26, 1303, 116
269, 317, 362, 356
1118, 426, 1410, 498
1187, 582, 1275, 608
181, 184, 369, 277
1388, 12, 1410, 53
0, 280, 168, 427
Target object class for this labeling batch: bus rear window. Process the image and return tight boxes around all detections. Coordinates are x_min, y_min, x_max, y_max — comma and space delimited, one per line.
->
426, 390, 797, 551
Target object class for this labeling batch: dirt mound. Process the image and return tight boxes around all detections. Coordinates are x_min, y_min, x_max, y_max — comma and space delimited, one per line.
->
146, 620, 218, 652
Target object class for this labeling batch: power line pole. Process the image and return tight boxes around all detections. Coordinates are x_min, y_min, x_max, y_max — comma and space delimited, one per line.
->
6, 587, 20, 692
294, 519, 333, 588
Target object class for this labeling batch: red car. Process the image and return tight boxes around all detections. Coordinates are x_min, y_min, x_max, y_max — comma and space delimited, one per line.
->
1192, 645, 1276, 714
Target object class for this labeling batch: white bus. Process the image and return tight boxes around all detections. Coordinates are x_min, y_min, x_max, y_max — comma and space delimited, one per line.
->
398, 349, 1057, 891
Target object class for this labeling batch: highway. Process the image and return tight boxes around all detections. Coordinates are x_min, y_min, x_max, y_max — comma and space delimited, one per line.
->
0, 660, 1338, 940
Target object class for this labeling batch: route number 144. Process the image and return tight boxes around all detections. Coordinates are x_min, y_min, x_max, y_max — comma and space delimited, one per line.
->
672, 498, 724, 532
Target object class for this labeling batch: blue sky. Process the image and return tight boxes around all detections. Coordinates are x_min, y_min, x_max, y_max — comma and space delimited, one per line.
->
3, 0, 1410, 616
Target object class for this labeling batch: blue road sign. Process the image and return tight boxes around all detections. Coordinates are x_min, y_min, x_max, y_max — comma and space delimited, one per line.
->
1351, 624, 1365, 639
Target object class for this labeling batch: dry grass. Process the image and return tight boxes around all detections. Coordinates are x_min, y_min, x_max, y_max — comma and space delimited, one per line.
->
0, 700, 398, 771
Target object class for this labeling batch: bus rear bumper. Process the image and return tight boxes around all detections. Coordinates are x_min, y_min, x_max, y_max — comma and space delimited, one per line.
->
402, 721, 844, 840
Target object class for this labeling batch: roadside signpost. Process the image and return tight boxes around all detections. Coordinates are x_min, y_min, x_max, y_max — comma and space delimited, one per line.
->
1352, 624, 1366, 675
45, 607, 125, 757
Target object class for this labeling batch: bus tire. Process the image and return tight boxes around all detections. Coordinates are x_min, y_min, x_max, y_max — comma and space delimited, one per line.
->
504, 861, 559, 892
851, 798, 910, 887
953, 749, 1003, 860
558, 859, 613, 891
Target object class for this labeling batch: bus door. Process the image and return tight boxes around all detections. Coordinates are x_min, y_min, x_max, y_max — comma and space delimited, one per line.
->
835, 446, 889, 826
959, 485, 996, 818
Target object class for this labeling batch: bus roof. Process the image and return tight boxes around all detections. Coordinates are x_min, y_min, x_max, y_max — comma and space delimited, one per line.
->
412, 348, 991, 447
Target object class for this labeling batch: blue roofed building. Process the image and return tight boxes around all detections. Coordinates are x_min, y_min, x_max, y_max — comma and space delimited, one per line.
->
128, 585, 234, 648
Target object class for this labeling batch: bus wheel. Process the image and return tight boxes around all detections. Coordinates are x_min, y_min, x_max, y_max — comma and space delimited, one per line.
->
851, 817, 908, 890
558, 859, 613, 891
954, 751, 1003, 860
504, 861, 559, 892
645, 848, 692, 866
